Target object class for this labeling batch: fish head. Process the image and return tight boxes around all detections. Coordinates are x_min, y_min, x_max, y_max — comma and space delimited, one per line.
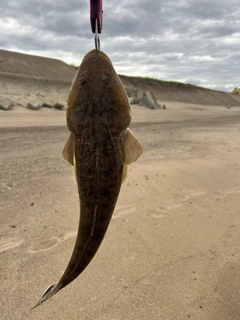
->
67, 50, 131, 136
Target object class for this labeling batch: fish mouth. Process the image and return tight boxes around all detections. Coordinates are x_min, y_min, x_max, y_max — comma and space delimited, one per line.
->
82, 49, 112, 65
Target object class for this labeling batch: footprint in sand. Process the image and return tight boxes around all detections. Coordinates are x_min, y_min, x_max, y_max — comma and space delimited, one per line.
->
215, 186, 240, 199
151, 203, 182, 218
27, 230, 77, 254
0, 238, 24, 253
179, 189, 207, 202
112, 205, 136, 219
151, 189, 206, 218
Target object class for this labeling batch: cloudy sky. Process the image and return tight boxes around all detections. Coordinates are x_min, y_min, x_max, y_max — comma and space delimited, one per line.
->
1, 0, 240, 91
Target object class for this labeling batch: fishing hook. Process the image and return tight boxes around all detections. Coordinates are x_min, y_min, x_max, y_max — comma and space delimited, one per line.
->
95, 18, 100, 51
90, 0, 102, 51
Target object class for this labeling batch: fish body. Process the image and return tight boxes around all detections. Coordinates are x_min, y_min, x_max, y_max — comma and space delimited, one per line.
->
33, 50, 143, 308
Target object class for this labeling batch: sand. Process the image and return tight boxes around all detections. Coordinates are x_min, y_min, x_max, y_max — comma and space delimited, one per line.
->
1, 102, 240, 320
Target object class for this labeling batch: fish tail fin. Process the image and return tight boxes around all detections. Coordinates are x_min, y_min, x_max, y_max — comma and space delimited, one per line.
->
31, 282, 60, 310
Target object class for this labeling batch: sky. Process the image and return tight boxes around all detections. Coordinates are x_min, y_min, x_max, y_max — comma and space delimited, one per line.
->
1, 0, 240, 92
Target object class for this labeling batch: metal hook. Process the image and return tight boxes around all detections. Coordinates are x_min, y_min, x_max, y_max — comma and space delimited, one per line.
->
95, 18, 100, 51
90, 0, 102, 51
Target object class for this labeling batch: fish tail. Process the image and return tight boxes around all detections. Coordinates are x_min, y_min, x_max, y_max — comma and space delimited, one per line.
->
31, 282, 60, 310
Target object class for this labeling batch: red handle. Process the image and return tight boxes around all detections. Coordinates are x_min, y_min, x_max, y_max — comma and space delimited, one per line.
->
90, 0, 102, 33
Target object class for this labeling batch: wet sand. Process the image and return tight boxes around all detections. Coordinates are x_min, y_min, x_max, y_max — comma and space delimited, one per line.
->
1, 103, 240, 320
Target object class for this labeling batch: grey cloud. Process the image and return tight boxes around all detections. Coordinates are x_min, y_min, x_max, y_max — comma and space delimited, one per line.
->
0, 0, 240, 91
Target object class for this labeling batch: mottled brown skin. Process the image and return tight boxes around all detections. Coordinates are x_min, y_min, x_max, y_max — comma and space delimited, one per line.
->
33, 50, 132, 307
60, 50, 131, 287
67, 50, 131, 138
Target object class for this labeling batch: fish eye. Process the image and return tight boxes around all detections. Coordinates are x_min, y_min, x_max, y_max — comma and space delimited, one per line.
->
102, 75, 110, 85
79, 76, 86, 86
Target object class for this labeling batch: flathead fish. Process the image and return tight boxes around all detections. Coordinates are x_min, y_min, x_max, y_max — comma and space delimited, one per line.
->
33, 49, 143, 308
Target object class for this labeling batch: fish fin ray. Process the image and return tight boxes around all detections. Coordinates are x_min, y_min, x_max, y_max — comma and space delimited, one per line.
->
122, 128, 143, 164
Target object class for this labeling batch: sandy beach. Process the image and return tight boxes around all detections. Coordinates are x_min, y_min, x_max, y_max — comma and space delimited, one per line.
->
1, 102, 240, 320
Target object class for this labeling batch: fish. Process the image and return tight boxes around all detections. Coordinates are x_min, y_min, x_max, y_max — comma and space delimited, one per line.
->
33, 49, 143, 308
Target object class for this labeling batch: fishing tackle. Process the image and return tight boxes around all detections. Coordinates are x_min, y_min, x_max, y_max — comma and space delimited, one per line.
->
90, 0, 103, 50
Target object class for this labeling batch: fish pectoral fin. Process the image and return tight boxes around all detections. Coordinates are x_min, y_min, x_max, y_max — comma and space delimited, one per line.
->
62, 133, 77, 184
62, 132, 75, 166
73, 155, 77, 184
122, 128, 143, 165
122, 164, 128, 184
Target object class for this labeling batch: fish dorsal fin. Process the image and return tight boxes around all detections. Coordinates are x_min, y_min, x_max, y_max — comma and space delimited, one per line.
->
121, 128, 143, 165
62, 133, 75, 166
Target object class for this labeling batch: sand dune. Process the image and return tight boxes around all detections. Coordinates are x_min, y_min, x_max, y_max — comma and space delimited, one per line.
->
1, 49, 240, 107
0, 50, 76, 81
1, 101, 240, 320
